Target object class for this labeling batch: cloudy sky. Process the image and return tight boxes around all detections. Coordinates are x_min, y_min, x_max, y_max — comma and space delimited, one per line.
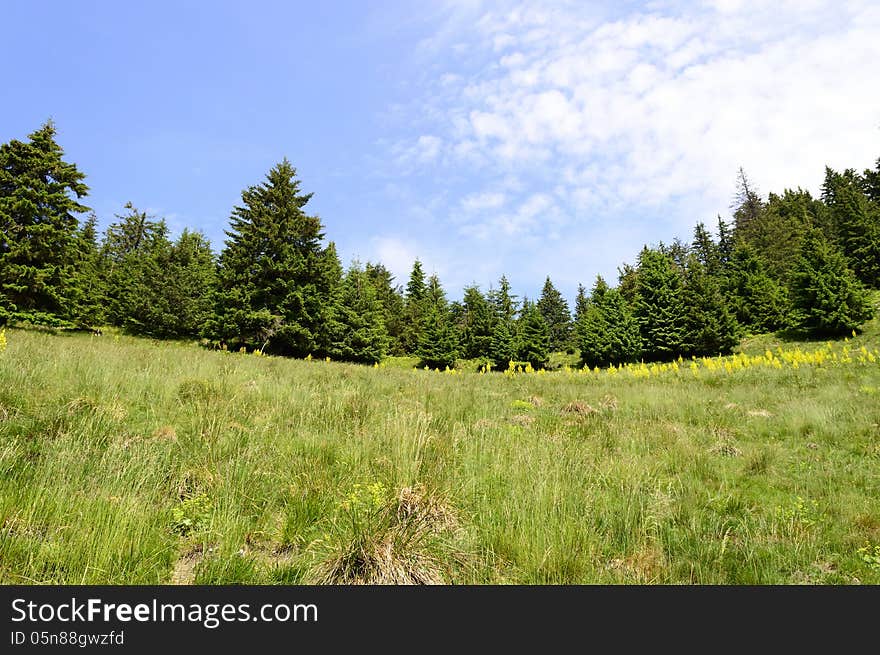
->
3, 0, 879, 303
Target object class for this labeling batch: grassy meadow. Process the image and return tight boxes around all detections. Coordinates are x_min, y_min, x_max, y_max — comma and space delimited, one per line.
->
1, 314, 879, 584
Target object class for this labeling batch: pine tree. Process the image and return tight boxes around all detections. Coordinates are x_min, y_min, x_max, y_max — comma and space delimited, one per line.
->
572, 283, 589, 347
732, 167, 765, 237
536, 276, 571, 352
725, 244, 789, 333
488, 274, 518, 325
400, 259, 427, 354
633, 248, 687, 361
416, 275, 458, 368
364, 262, 406, 355
737, 188, 821, 284
69, 213, 104, 327
822, 167, 880, 288
577, 276, 641, 367
789, 229, 873, 335
486, 274, 520, 367
716, 216, 735, 269
680, 256, 739, 357
691, 221, 722, 278
0, 121, 90, 326
617, 263, 639, 306
163, 229, 217, 338
863, 158, 880, 205
489, 319, 516, 369
206, 159, 331, 355
100, 203, 173, 333
458, 285, 494, 360
326, 263, 389, 363
515, 299, 550, 368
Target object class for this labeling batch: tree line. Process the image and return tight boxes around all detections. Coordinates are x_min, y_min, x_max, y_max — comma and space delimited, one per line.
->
1, 122, 878, 368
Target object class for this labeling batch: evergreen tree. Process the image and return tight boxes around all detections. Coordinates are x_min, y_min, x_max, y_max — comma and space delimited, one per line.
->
536, 276, 571, 352
70, 213, 104, 327
716, 216, 735, 269
732, 167, 765, 236
790, 229, 873, 335
163, 229, 217, 338
400, 259, 427, 354
572, 283, 589, 346
364, 262, 406, 355
0, 121, 90, 326
206, 160, 331, 355
822, 167, 880, 288
485, 274, 520, 367
725, 244, 790, 333
488, 319, 516, 369
633, 248, 687, 361
659, 237, 690, 272
691, 221, 722, 278
416, 275, 458, 368
680, 256, 739, 357
100, 203, 172, 332
617, 262, 639, 305
738, 188, 821, 284
863, 158, 880, 205
458, 285, 494, 360
515, 299, 550, 368
488, 274, 518, 325
326, 262, 389, 363
577, 276, 641, 368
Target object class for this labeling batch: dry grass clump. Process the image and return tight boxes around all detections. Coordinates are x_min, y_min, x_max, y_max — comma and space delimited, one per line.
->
310, 483, 464, 585
561, 401, 598, 415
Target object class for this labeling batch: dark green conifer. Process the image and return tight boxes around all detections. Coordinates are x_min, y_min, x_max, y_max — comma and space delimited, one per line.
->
790, 229, 873, 336
0, 121, 90, 326
206, 160, 330, 355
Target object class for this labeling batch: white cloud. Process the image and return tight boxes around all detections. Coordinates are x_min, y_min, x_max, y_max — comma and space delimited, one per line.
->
400, 0, 880, 245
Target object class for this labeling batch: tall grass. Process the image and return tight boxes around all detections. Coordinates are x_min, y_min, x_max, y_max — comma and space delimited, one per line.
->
1, 322, 878, 584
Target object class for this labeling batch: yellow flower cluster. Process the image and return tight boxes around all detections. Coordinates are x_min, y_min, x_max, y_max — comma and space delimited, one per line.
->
592, 342, 876, 380
0, 328, 6, 353
471, 341, 879, 380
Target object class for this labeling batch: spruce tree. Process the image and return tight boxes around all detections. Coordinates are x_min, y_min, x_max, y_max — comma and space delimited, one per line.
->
716, 216, 735, 269
789, 229, 873, 336
459, 285, 494, 360
515, 299, 550, 368
206, 160, 331, 355
416, 275, 458, 368
163, 229, 217, 338
400, 259, 427, 354
536, 276, 571, 352
0, 121, 90, 326
691, 221, 722, 278
732, 167, 765, 236
489, 319, 516, 369
738, 189, 821, 284
822, 167, 880, 288
364, 262, 406, 355
100, 203, 173, 333
633, 248, 687, 361
487, 274, 519, 367
572, 283, 589, 347
488, 274, 518, 325
326, 262, 390, 363
680, 256, 739, 357
70, 213, 105, 327
577, 276, 641, 368
725, 244, 789, 333
617, 263, 639, 306
863, 158, 880, 205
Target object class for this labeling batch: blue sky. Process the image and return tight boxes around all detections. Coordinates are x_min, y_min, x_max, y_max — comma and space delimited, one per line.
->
3, 0, 879, 305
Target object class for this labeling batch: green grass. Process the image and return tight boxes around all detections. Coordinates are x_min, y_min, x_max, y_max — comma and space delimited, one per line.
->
1, 320, 879, 584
